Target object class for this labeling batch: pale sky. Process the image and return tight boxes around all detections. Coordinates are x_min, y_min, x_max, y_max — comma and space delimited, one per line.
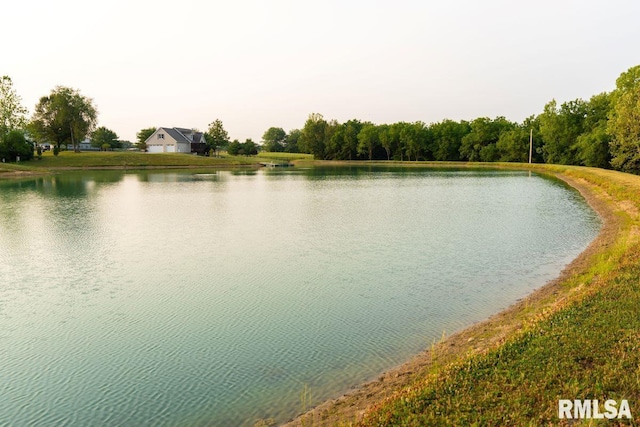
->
3, 0, 639, 143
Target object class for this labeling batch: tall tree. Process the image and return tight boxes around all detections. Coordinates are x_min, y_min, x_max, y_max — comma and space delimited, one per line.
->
136, 126, 156, 150
30, 86, 98, 152
430, 119, 470, 161
573, 92, 612, 168
539, 99, 586, 165
227, 139, 242, 155
357, 123, 379, 161
299, 113, 328, 159
0, 76, 28, 136
92, 126, 120, 150
608, 65, 640, 172
284, 129, 301, 153
460, 117, 514, 162
378, 124, 397, 160
262, 127, 286, 152
206, 119, 230, 156
242, 138, 258, 156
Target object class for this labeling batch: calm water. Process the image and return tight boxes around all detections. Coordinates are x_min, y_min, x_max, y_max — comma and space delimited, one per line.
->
0, 167, 599, 426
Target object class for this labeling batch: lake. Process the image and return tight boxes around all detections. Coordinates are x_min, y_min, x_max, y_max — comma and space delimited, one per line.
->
0, 167, 600, 426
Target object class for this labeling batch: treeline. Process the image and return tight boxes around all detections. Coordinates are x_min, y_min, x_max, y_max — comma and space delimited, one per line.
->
261, 65, 640, 173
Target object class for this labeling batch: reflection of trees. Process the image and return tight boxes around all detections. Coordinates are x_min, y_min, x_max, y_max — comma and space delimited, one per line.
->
0, 172, 126, 239
137, 171, 227, 182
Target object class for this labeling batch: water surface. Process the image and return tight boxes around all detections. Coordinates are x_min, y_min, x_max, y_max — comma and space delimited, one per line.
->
0, 168, 600, 426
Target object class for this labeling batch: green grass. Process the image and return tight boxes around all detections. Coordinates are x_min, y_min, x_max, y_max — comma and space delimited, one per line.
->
255, 152, 314, 162
0, 151, 314, 172
353, 165, 640, 426
32, 150, 263, 168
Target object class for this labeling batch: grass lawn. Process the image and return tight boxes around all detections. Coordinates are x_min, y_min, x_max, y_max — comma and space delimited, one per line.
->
34, 150, 261, 168
0, 150, 314, 173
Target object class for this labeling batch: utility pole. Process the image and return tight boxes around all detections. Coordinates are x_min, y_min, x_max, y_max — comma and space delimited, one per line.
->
529, 129, 533, 164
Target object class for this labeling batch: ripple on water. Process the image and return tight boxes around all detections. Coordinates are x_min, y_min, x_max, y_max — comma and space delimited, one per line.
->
0, 169, 600, 426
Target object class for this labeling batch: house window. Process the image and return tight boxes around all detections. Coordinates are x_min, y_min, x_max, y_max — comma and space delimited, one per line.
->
158, 134, 165, 139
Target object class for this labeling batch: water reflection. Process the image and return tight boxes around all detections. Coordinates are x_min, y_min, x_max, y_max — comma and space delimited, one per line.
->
0, 167, 600, 427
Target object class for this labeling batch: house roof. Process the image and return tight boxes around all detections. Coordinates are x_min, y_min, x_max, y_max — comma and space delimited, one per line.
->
162, 127, 191, 143
152, 127, 206, 144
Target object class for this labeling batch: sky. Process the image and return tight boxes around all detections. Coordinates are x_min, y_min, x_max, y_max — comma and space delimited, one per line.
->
3, 0, 639, 143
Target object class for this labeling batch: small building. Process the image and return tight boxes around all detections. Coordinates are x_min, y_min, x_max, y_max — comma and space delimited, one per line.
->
145, 127, 207, 154
65, 139, 97, 151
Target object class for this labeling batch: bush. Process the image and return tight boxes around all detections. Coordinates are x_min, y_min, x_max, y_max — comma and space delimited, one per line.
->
0, 130, 34, 162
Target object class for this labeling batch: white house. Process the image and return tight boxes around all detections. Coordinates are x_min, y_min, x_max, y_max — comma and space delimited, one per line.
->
145, 127, 207, 154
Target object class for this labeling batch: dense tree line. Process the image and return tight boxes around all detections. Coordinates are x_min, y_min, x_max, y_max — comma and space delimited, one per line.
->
262, 65, 640, 173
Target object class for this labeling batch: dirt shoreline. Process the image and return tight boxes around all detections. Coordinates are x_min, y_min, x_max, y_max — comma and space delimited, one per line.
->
283, 171, 618, 426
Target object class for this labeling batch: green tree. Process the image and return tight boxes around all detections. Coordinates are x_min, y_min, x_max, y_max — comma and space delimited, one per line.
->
0, 130, 34, 162
327, 119, 362, 160
206, 119, 230, 156
227, 139, 241, 155
357, 123, 379, 161
136, 127, 156, 151
460, 117, 514, 162
378, 124, 397, 160
608, 65, 640, 172
242, 138, 258, 156
285, 129, 301, 153
539, 99, 586, 165
430, 119, 470, 161
299, 113, 328, 159
30, 86, 98, 152
262, 127, 286, 152
92, 126, 120, 150
396, 121, 430, 161
496, 126, 530, 162
573, 92, 612, 168
0, 76, 28, 136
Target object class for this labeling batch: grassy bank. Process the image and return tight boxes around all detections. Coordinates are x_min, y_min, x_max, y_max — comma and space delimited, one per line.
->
0, 151, 315, 175
287, 164, 640, 426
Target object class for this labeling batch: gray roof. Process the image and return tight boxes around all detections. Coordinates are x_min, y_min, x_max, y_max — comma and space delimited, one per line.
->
162, 127, 191, 143
151, 127, 205, 144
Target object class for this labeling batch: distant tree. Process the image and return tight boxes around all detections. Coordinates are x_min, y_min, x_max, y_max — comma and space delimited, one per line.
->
206, 119, 230, 156
538, 99, 586, 165
430, 119, 470, 161
460, 117, 514, 162
0, 130, 33, 162
496, 126, 530, 162
299, 113, 328, 159
136, 127, 156, 150
573, 92, 612, 168
284, 129, 301, 153
119, 140, 133, 149
378, 124, 398, 160
574, 126, 611, 168
399, 121, 430, 161
357, 123, 379, 161
92, 126, 120, 150
262, 127, 286, 152
227, 139, 242, 155
30, 86, 98, 152
0, 76, 28, 136
242, 138, 258, 156
342, 120, 364, 160
608, 65, 640, 172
